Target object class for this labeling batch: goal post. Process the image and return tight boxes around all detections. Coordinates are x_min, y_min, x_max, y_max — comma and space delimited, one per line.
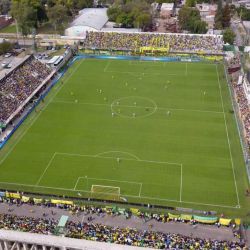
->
91, 185, 120, 201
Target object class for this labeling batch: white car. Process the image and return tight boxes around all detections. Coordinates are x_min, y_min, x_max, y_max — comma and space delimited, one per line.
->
1, 62, 8, 67
4, 53, 11, 58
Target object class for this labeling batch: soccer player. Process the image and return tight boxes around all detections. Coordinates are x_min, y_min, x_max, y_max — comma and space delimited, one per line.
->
134, 102, 137, 106
133, 113, 136, 118
167, 111, 170, 116
117, 158, 121, 163
112, 112, 115, 117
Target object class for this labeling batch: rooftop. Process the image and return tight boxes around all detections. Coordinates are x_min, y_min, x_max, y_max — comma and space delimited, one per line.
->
71, 8, 108, 30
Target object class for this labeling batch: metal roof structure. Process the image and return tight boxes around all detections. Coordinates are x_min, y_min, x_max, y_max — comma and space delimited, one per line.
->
71, 8, 108, 31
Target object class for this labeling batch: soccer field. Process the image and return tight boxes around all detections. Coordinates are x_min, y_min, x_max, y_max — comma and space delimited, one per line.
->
0, 58, 249, 214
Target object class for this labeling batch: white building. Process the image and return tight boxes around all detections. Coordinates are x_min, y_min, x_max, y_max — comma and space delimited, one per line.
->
65, 8, 108, 38
196, 4, 217, 30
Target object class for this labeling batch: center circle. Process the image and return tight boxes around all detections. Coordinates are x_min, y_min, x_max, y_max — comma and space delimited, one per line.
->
111, 96, 157, 118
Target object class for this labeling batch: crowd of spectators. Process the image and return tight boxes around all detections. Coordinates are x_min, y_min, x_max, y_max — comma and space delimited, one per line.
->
0, 213, 246, 249
0, 196, 246, 249
228, 55, 250, 148
0, 56, 52, 125
84, 31, 223, 54
228, 54, 241, 74
0, 214, 56, 235
67, 222, 245, 249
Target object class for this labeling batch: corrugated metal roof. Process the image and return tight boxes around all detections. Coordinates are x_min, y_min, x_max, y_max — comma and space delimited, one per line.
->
71, 8, 108, 31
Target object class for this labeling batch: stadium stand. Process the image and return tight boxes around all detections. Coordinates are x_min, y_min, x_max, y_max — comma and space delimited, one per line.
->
0, 56, 53, 127
0, 214, 246, 249
0, 194, 247, 249
84, 31, 223, 54
227, 54, 250, 149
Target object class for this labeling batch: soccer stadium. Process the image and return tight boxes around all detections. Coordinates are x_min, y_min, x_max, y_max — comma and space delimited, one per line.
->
0, 31, 250, 249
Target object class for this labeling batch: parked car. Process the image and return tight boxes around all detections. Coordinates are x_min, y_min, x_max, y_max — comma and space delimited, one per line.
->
4, 53, 12, 58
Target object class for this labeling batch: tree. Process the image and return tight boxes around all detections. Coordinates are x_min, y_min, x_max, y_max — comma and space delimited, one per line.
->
186, 0, 196, 7
116, 12, 133, 27
223, 28, 235, 44
107, 6, 121, 21
237, 7, 250, 21
75, 0, 93, 10
11, 0, 39, 36
222, 3, 231, 28
135, 13, 151, 29
214, 0, 222, 29
0, 0, 10, 15
107, 0, 152, 29
178, 6, 206, 33
47, 4, 69, 33
0, 41, 13, 55
178, 5, 191, 30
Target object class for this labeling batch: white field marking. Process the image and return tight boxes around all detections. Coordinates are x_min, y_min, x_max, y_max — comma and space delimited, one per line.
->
180, 164, 183, 202
95, 150, 140, 160
103, 60, 111, 72
0, 59, 85, 167
52, 99, 223, 115
128, 60, 217, 65
216, 64, 240, 208
223, 64, 246, 162
185, 63, 188, 76
139, 183, 143, 197
0, 181, 239, 209
105, 70, 179, 76
55, 151, 182, 167
35, 153, 57, 186
74, 176, 142, 191
111, 96, 158, 119
91, 185, 120, 192
129, 61, 168, 67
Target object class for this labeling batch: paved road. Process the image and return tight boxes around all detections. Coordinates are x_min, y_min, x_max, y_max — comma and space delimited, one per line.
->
0, 202, 241, 243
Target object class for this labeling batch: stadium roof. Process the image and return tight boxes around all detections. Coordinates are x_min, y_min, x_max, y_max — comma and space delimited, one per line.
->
71, 8, 108, 30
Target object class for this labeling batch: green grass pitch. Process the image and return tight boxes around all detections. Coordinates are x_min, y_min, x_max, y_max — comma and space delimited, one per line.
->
0, 58, 249, 216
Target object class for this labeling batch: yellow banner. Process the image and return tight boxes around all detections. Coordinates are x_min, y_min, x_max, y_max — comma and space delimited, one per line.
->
168, 213, 180, 219
219, 218, 231, 226
33, 198, 43, 204
6, 192, 21, 199
180, 214, 192, 221
21, 196, 30, 202
235, 218, 241, 225
130, 208, 140, 215
51, 199, 73, 205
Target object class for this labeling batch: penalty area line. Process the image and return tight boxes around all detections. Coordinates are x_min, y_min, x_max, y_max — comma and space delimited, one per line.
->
0, 181, 240, 209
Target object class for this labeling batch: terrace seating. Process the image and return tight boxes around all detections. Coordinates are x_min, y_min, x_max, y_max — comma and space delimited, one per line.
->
84, 31, 223, 54
0, 213, 246, 249
0, 57, 52, 125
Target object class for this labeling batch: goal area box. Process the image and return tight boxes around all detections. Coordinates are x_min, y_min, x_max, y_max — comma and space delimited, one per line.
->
91, 185, 120, 201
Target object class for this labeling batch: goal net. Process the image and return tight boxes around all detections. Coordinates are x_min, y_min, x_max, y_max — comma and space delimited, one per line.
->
91, 185, 120, 201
